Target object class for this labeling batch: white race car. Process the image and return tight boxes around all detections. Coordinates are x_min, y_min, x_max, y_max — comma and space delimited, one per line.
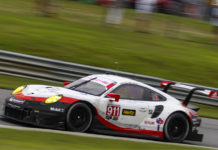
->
4, 74, 217, 142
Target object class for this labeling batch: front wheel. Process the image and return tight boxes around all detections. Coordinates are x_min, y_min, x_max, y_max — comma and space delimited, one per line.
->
164, 113, 190, 143
66, 103, 93, 132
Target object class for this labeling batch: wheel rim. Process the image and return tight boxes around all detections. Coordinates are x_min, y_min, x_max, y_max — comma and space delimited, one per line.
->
70, 107, 90, 129
167, 117, 187, 139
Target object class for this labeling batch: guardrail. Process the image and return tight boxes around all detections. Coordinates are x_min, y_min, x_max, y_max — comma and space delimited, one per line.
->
0, 49, 218, 106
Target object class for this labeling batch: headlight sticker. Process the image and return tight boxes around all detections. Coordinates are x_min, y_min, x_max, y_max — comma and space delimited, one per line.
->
45, 95, 63, 104
12, 85, 26, 95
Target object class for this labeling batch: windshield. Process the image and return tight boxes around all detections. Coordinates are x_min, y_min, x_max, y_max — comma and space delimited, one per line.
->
73, 81, 107, 96
65, 76, 115, 96
64, 77, 96, 89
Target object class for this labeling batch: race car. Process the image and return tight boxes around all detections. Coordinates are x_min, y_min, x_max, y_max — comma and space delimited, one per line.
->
3, 74, 218, 142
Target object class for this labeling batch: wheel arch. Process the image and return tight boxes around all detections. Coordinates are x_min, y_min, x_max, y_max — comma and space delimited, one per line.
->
66, 100, 97, 117
165, 111, 192, 126
163, 111, 192, 139
65, 100, 96, 132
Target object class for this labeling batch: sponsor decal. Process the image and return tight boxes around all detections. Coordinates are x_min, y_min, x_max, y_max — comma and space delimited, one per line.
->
34, 110, 40, 113
144, 121, 155, 125
106, 83, 115, 89
50, 107, 64, 112
106, 105, 121, 117
106, 104, 120, 120
94, 78, 109, 85
122, 109, 136, 116
47, 87, 60, 92
105, 115, 119, 120
86, 76, 116, 88
9, 97, 25, 104
139, 126, 157, 131
148, 110, 153, 115
112, 116, 119, 120
106, 116, 112, 120
124, 124, 140, 129
156, 118, 164, 124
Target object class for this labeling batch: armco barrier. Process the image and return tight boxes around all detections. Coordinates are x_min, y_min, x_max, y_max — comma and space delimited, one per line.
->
0, 49, 218, 106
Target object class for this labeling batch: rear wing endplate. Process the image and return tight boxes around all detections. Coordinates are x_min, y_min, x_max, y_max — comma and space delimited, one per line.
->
160, 80, 218, 106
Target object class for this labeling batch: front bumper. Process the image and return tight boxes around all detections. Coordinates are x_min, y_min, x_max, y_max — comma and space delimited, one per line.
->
4, 96, 71, 129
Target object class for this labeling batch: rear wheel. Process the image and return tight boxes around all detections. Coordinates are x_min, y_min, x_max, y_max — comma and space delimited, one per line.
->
66, 103, 93, 132
164, 113, 190, 142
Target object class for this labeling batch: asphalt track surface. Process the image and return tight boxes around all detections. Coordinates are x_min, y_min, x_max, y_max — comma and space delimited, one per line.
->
0, 89, 218, 149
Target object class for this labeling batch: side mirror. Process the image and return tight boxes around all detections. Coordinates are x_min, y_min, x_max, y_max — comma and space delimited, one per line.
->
64, 82, 71, 86
107, 93, 120, 102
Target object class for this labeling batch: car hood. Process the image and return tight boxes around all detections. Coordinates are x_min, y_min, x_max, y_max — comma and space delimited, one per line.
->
22, 84, 98, 100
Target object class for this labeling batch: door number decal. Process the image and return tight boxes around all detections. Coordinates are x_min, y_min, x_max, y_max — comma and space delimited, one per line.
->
106, 105, 121, 117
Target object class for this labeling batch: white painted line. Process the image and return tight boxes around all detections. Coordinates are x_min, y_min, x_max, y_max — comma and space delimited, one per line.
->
0, 124, 217, 150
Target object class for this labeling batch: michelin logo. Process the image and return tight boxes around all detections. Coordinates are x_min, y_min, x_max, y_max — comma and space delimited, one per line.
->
9, 98, 25, 104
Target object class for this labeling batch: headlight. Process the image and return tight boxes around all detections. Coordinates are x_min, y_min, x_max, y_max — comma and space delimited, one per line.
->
12, 85, 26, 95
45, 95, 63, 104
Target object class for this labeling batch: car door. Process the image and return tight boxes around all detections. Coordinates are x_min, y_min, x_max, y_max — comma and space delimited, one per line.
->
98, 84, 151, 128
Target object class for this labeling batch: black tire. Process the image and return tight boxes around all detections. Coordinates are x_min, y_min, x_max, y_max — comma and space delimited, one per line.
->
66, 103, 93, 132
164, 112, 190, 143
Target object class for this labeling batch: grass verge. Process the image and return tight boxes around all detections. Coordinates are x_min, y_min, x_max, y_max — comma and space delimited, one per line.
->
0, 74, 61, 89
0, 127, 212, 150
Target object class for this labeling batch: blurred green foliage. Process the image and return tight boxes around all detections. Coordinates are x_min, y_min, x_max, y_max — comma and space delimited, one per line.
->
0, 0, 218, 88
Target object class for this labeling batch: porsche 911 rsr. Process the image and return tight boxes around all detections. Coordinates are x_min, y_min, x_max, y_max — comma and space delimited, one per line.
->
4, 74, 217, 142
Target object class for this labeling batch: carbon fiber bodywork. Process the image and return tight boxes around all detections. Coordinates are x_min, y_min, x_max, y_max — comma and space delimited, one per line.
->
187, 115, 203, 141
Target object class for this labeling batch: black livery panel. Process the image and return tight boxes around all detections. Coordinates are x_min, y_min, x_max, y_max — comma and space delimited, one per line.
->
4, 96, 72, 129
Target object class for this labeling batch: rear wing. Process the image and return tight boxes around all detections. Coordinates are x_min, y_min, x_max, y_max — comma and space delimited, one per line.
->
160, 80, 218, 106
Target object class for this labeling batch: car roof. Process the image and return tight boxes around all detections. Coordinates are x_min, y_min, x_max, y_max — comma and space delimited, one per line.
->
89, 74, 143, 85
87, 74, 178, 101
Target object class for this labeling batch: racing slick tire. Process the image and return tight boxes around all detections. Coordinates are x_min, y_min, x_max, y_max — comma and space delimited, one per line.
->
66, 103, 93, 132
163, 112, 190, 143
